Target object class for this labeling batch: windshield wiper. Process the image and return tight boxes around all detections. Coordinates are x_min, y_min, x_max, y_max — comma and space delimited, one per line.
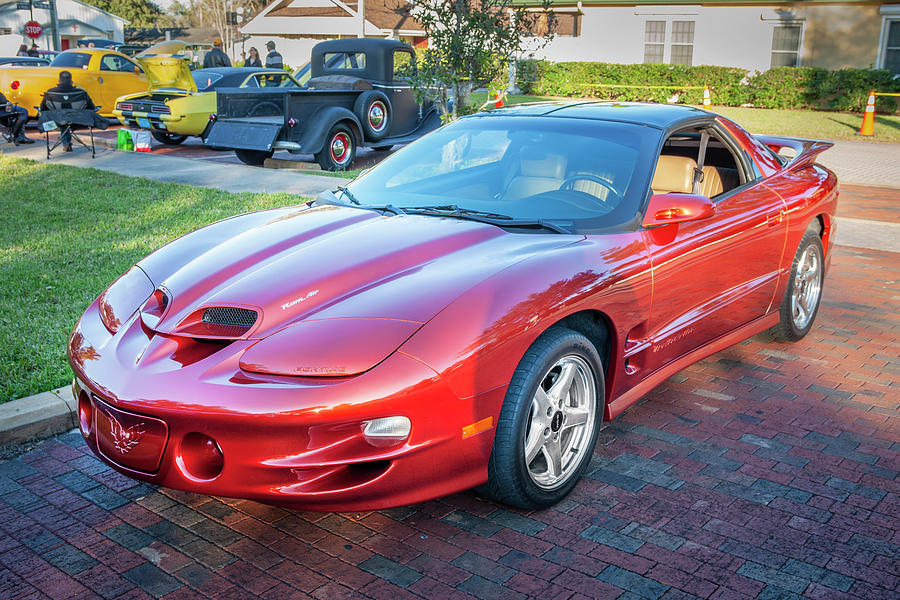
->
404, 205, 570, 234
404, 204, 513, 220
315, 189, 405, 216
335, 185, 360, 205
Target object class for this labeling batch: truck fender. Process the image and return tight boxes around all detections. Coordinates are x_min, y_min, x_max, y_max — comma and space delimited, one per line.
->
299, 106, 362, 156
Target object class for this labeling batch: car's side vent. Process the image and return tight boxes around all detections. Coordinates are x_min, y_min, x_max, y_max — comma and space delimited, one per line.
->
202, 307, 258, 329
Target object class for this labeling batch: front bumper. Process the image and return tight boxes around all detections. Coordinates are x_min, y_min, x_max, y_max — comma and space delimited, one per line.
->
68, 298, 498, 511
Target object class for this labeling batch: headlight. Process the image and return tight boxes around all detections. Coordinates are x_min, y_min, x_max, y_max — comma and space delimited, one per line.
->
239, 318, 422, 377
98, 266, 154, 334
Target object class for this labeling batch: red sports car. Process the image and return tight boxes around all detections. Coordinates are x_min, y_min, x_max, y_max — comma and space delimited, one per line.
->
69, 103, 837, 511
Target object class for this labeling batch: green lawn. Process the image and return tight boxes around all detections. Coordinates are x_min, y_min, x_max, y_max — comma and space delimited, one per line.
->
470, 93, 900, 143
0, 156, 305, 403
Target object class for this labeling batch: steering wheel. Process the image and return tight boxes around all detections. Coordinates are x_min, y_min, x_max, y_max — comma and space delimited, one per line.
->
560, 174, 622, 207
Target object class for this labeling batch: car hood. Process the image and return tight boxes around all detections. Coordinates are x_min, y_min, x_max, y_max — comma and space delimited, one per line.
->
135, 40, 196, 92
145, 204, 580, 339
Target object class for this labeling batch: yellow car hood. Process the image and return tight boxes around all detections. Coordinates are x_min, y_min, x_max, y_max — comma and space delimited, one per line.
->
135, 40, 196, 92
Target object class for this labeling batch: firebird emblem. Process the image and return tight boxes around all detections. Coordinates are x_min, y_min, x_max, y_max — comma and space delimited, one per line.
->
109, 414, 145, 454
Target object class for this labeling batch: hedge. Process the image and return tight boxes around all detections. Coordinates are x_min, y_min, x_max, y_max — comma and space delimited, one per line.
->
517, 60, 900, 113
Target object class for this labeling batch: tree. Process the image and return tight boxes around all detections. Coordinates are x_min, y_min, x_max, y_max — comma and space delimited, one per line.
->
404, 0, 554, 120
82, 0, 164, 28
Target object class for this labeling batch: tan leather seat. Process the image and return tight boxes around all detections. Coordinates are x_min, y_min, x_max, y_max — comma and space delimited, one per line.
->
651, 155, 697, 194
700, 166, 740, 198
502, 147, 567, 201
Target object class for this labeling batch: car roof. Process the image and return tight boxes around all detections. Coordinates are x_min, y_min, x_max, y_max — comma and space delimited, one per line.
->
477, 101, 713, 130
0, 56, 49, 64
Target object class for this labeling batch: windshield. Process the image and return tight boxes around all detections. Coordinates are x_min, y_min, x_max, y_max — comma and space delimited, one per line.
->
243, 73, 300, 88
51, 52, 92, 69
348, 116, 658, 233
192, 71, 223, 91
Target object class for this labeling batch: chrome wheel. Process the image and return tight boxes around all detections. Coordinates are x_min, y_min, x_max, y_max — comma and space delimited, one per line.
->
330, 132, 350, 164
368, 101, 387, 133
790, 244, 821, 330
524, 355, 597, 490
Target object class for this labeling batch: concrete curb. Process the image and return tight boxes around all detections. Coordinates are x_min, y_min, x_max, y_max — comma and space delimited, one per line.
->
0, 385, 77, 446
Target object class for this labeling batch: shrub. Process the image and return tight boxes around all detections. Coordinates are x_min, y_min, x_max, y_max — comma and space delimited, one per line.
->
518, 59, 900, 113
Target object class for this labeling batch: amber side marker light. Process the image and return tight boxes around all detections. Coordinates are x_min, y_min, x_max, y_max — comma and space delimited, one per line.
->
462, 417, 493, 439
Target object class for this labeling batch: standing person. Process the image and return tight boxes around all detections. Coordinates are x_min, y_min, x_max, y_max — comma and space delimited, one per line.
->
265, 41, 283, 70
203, 39, 231, 68
27, 43, 39, 57
245, 46, 262, 68
40, 70, 95, 152
17, 44, 28, 56
1, 90, 35, 145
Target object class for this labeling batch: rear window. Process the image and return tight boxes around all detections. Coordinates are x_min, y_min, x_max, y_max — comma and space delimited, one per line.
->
51, 52, 92, 69
323, 52, 366, 70
192, 71, 224, 91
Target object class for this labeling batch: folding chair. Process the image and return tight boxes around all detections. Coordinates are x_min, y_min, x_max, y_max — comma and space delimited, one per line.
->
39, 90, 100, 159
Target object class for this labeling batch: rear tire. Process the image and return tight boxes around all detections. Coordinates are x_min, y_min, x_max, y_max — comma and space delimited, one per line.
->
315, 123, 356, 171
235, 148, 274, 166
767, 227, 825, 342
151, 131, 187, 145
353, 91, 391, 141
483, 327, 604, 509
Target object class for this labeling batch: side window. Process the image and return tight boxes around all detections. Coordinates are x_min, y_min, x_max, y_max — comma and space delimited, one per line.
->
654, 129, 745, 199
101, 55, 140, 73
243, 76, 260, 88
100, 55, 117, 71
393, 50, 415, 80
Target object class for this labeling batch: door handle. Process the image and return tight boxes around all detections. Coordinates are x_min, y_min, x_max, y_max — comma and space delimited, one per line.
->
767, 211, 783, 227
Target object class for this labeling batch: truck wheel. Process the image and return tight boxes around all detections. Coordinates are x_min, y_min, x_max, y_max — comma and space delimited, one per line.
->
315, 124, 356, 171
235, 149, 274, 166
354, 91, 391, 141
151, 131, 187, 145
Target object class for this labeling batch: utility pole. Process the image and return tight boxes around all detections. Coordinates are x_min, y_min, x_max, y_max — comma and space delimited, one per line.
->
48, 0, 60, 50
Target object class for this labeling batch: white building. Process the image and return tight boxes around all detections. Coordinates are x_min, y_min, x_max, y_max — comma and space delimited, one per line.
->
0, 0, 127, 53
526, 1, 900, 75
238, 0, 425, 69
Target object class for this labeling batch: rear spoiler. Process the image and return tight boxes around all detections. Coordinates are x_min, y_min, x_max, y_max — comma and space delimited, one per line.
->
754, 135, 834, 171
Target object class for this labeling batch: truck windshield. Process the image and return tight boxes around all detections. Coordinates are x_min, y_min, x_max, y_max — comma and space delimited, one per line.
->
348, 116, 658, 234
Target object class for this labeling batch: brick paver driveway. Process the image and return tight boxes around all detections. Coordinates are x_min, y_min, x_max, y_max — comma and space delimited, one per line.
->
2, 185, 898, 600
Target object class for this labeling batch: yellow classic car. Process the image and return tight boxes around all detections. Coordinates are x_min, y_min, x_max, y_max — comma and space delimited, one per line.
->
113, 42, 302, 145
0, 48, 148, 118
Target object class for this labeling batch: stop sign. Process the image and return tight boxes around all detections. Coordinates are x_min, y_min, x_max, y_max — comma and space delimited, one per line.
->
24, 21, 42, 39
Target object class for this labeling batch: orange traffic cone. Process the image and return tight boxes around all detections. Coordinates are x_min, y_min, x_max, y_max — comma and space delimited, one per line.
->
702, 86, 711, 107
494, 90, 504, 108
858, 90, 876, 136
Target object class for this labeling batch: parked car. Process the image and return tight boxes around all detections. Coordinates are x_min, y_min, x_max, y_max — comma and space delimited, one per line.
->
114, 42, 303, 145
0, 56, 50, 67
0, 48, 150, 117
206, 38, 440, 169
75, 38, 121, 50
68, 103, 837, 511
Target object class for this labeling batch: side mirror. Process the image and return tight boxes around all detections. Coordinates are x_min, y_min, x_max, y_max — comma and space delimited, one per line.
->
642, 193, 715, 228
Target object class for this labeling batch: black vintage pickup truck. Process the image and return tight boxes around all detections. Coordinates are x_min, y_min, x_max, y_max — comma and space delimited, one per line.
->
205, 38, 441, 169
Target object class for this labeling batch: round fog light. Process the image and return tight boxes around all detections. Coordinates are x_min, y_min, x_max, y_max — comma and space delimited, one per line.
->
363, 416, 411, 447
177, 433, 224, 481
77, 391, 93, 437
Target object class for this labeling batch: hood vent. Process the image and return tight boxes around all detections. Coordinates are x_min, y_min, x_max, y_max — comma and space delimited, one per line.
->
202, 307, 257, 329
170, 306, 260, 339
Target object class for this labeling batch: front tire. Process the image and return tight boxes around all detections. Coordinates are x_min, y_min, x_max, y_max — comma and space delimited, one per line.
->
151, 131, 187, 145
235, 148, 273, 166
315, 124, 356, 171
768, 227, 825, 342
484, 327, 604, 509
